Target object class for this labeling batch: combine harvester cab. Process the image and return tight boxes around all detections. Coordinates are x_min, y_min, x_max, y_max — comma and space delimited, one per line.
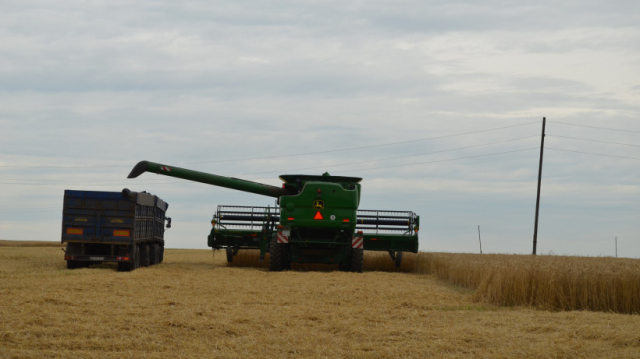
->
128, 161, 419, 272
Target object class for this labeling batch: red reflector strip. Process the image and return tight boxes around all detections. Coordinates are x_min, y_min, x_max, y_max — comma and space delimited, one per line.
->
314, 212, 323, 220
66, 228, 83, 235
113, 230, 130, 237
352, 235, 364, 248
287, 217, 294, 221
343, 219, 350, 222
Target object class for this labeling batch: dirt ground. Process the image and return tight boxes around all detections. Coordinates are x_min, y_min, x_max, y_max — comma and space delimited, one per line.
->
0, 246, 638, 358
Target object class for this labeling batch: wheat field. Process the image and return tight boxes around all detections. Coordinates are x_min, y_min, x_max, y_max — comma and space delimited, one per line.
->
1, 245, 639, 358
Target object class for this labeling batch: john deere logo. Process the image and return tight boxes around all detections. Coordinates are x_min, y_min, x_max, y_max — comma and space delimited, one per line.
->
313, 200, 324, 210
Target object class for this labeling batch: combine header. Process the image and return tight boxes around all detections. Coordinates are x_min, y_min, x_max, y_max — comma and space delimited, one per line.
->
128, 161, 419, 272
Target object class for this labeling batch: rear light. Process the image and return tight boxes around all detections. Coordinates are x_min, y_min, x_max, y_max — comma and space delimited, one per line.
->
66, 228, 83, 235
113, 230, 130, 237
343, 219, 350, 222
116, 256, 130, 261
65, 256, 77, 260
287, 217, 294, 221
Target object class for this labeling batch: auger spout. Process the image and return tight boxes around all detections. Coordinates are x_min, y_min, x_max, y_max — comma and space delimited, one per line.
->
127, 160, 294, 198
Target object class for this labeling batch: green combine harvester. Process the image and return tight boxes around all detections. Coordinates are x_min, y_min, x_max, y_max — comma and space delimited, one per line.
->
128, 161, 419, 272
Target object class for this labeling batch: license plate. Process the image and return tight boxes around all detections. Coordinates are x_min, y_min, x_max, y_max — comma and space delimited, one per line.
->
89, 257, 105, 261
281, 230, 290, 236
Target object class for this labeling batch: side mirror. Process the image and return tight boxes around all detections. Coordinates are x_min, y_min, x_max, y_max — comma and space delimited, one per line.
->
166, 217, 172, 229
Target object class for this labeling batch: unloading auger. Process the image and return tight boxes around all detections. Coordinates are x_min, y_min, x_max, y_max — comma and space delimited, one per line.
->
128, 160, 419, 272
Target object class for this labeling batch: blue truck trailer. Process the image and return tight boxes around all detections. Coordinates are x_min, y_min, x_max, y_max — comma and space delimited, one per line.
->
61, 188, 171, 271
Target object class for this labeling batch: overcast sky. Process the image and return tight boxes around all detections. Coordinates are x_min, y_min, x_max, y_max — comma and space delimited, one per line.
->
1, 0, 639, 257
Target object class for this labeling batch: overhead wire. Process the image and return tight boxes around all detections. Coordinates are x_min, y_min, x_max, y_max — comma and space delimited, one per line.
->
548, 135, 640, 148
549, 121, 640, 134
0, 135, 540, 184
546, 147, 640, 161
333, 147, 540, 174
0, 120, 539, 169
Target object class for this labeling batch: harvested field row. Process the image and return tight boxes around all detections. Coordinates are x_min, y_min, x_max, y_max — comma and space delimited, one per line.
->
1, 247, 639, 358
0, 240, 63, 247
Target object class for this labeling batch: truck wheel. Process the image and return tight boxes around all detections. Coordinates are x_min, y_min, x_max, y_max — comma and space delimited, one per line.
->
350, 248, 363, 273
141, 245, 150, 267
226, 247, 233, 263
159, 246, 164, 263
67, 260, 79, 269
269, 237, 283, 272
395, 251, 403, 268
149, 244, 158, 265
153, 244, 160, 265
117, 261, 131, 272
133, 245, 141, 269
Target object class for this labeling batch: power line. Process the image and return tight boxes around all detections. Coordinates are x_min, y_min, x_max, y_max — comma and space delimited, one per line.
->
0, 121, 538, 169
548, 135, 640, 148
332, 147, 540, 174
0, 147, 541, 185
0, 135, 539, 183
235, 135, 539, 177
549, 121, 640, 134
182, 121, 539, 165
547, 147, 640, 161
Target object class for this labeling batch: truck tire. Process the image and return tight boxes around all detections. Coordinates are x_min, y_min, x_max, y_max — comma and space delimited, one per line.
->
159, 246, 164, 263
118, 245, 138, 272
118, 261, 131, 272
269, 237, 283, 272
226, 247, 233, 262
67, 260, 80, 269
133, 245, 141, 269
141, 245, 150, 267
149, 244, 159, 265
350, 248, 363, 273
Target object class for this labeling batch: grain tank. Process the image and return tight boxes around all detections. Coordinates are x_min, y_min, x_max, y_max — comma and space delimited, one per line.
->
128, 161, 418, 272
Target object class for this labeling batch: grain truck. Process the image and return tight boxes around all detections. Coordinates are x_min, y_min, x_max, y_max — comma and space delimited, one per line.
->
61, 189, 171, 271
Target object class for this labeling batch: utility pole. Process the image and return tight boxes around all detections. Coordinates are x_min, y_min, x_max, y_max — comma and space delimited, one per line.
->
533, 117, 546, 255
615, 237, 618, 258
478, 225, 483, 254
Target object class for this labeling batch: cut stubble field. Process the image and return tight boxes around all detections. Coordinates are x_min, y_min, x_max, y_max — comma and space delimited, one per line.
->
0, 245, 638, 358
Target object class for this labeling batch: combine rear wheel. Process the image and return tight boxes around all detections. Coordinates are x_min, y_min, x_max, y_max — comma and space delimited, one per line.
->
269, 237, 283, 272
226, 247, 234, 262
350, 248, 363, 273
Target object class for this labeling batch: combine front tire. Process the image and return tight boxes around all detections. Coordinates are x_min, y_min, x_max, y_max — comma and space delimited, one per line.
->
395, 251, 403, 268
226, 247, 234, 263
269, 237, 283, 272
